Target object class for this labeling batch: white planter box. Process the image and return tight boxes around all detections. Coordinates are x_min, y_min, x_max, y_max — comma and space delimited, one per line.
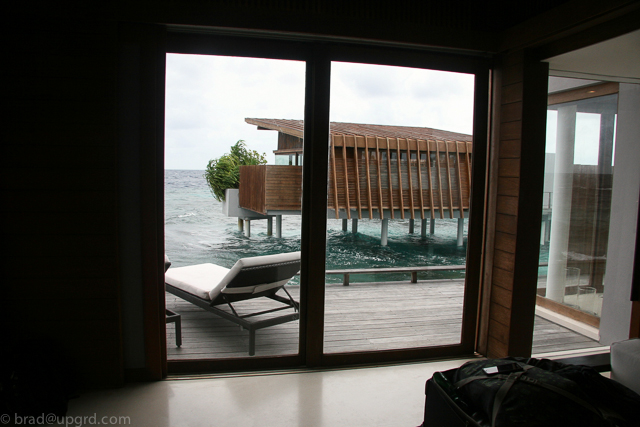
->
222, 189, 269, 219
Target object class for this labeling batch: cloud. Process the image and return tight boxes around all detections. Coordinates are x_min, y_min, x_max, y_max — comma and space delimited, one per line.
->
329, 62, 474, 134
165, 55, 475, 170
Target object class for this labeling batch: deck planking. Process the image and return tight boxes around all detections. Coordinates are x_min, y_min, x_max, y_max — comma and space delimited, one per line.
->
166, 280, 602, 360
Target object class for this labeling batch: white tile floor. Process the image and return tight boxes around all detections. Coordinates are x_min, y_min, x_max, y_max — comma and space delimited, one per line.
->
60, 358, 473, 427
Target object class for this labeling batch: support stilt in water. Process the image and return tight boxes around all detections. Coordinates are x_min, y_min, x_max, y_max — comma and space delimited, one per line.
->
381, 218, 389, 246
238, 218, 244, 232
244, 219, 251, 238
342, 218, 348, 232
409, 219, 415, 234
276, 215, 282, 238
267, 217, 273, 236
430, 218, 435, 235
421, 219, 427, 237
352, 218, 358, 233
457, 218, 464, 247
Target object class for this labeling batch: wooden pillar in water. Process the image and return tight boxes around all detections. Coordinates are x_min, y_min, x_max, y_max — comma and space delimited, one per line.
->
457, 218, 464, 247
342, 218, 348, 231
381, 219, 389, 246
276, 215, 282, 238
352, 218, 358, 233
409, 219, 415, 234
421, 219, 427, 237
238, 218, 244, 232
244, 219, 251, 238
430, 217, 435, 235
267, 217, 273, 236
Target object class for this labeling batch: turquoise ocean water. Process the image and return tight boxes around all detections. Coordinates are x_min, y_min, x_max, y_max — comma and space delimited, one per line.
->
165, 169, 470, 284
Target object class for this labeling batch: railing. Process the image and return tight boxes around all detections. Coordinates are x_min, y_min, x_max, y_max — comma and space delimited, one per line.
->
324, 262, 549, 285
326, 265, 466, 285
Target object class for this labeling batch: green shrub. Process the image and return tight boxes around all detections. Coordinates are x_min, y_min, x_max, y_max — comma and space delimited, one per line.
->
204, 140, 267, 202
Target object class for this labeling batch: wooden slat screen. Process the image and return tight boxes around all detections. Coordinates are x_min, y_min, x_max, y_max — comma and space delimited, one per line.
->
328, 136, 472, 218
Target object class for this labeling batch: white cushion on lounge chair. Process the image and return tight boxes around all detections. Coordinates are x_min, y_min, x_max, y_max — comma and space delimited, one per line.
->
165, 251, 301, 301
165, 263, 230, 301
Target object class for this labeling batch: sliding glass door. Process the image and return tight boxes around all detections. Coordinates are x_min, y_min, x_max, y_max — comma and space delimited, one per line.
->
321, 61, 480, 357
163, 32, 489, 371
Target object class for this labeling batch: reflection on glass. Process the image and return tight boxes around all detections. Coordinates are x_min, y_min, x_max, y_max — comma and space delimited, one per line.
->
539, 88, 618, 319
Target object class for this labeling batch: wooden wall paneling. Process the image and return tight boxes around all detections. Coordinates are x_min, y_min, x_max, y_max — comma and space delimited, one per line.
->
455, 142, 464, 218
342, 139, 351, 219
498, 159, 520, 177
495, 213, 518, 235
330, 137, 340, 218
416, 139, 425, 219
353, 137, 363, 218
490, 284, 513, 310
480, 55, 513, 358
493, 249, 516, 272
488, 318, 510, 344
484, 50, 548, 358
435, 142, 445, 219
465, 142, 473, 196
385, 138, 395, 219
496, 195, 518, 216
497, 177, 520, 196
405, 139, 415, 219
445, 143, 455, 218
375, 138, 384, 217
396, 139, 405, 219
365, 137, 373, 219
426, 141, 436, 219
507, 53, 548, 357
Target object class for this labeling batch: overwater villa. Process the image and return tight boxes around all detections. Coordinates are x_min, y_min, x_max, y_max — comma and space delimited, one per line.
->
227, 118, 474, 245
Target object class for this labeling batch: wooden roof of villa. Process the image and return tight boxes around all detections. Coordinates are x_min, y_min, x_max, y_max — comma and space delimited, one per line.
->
245, 118, 473, 143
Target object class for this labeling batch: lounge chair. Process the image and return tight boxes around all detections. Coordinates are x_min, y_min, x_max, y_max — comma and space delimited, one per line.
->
164, 251, 301, 356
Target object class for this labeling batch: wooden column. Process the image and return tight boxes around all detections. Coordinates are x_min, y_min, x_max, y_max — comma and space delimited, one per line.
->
479, 51, 548, 359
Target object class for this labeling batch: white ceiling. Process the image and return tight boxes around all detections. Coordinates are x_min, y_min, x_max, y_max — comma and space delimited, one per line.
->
545, 29, 640, 84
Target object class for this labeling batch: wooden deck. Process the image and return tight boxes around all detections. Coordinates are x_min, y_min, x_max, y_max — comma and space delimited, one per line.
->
166, 280, 602, 360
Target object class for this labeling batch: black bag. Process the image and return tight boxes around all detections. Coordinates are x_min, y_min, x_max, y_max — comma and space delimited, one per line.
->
422, 358, 640, 427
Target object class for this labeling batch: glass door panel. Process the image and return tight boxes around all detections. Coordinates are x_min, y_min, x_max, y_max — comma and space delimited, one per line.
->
323, 61, 475, 353
164, 54, 306, 359
535, 78, 621, 354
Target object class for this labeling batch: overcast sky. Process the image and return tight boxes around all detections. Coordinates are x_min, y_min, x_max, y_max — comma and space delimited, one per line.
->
165, 54, 476, 170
